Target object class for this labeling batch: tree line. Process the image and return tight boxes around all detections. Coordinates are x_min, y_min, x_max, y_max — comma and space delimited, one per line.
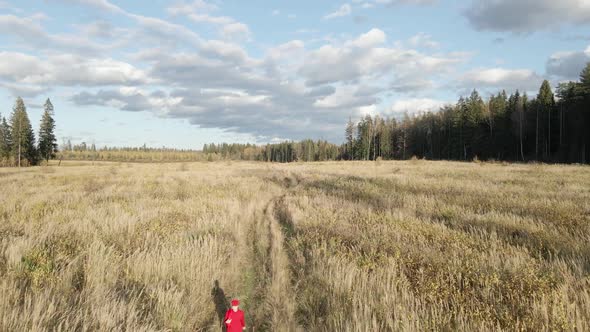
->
0, 97, 57, 167
203, 140, 340, 162
207, 63, 590, 164
342, 64, 590, 163
61, 145, 203, 163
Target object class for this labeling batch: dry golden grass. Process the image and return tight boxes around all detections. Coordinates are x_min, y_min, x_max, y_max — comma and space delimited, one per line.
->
0, 160, 588, 331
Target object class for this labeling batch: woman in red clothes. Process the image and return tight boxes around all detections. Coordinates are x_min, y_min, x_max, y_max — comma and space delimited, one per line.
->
224, 299, 246, 331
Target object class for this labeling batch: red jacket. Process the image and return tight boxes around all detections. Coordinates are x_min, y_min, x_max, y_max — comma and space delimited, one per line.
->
224, 308, 245, 332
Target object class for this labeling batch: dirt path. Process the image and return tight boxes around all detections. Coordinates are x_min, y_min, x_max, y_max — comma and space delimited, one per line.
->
242, 174, 302, 331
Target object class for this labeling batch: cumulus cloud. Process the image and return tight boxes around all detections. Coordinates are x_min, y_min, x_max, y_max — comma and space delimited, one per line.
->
386, 98, 449, 115
324, 4, 352, 19
546, 48, 590, 80
0, 14, 109, 55
165, 0, 252, 41
88, 87, 336, 140
0, 52, 47, 82
0, 82, 50, 98
220, 22, 251, 41
29, 23, 464, 141
0, 1, 468, 142
267, 40, 305, 60
459, 67, 543, 91
71, 88, 180, 112
313, 85, 380, 108
299, 28, 462, 86
350, 28, 387, 48
63, 27, 465, 141
464, 0, 590, 32
0, 52, 149, 87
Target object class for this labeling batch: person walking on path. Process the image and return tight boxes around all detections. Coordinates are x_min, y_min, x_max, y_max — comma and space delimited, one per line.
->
224, 299, 246, 332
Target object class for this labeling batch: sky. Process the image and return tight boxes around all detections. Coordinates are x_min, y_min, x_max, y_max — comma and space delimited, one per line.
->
0, 0, 589, 149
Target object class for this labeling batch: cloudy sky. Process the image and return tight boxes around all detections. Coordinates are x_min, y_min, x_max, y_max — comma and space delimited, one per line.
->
1, 0, 589, 148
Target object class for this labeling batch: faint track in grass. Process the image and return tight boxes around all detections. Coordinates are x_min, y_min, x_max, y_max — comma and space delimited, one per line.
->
244, 172, 303, 331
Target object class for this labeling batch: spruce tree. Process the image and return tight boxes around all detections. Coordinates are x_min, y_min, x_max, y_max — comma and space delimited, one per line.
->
38, 98, 58, 163
537, 80, 555, 159
0, 115, 11, 163
10, 97, 37, 166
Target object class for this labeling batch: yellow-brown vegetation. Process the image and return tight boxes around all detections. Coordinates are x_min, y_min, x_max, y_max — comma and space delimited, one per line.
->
0, 160, 588, 331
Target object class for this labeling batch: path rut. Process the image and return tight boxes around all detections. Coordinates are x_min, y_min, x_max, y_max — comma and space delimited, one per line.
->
244, 174, 302, 331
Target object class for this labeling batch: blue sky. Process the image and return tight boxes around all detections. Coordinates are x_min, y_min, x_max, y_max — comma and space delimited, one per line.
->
1, 0, 589, 148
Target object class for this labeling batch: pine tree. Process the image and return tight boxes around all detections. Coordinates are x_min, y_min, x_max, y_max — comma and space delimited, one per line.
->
10, 97, 37, 167
38, 98, 58, 163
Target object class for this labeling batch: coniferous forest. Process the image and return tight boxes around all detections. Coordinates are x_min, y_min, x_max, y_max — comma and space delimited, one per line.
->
205, 64, 590, 164
340, 77, 588, 164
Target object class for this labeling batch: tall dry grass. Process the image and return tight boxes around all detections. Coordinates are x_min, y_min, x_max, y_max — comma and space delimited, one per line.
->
281, 161, 590, 331
0, 161, 282, 331
0, 160, 588, 331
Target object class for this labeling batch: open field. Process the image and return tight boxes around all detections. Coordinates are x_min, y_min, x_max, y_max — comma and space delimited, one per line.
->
0, 160, 589, 331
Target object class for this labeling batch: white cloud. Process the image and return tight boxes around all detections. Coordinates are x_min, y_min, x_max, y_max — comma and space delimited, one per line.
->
0, 14, 109, 55
267, 40, 305, 60
357, 104, 378, 116
386, 98, 449, 114
165, 2, 252, 42
0, 52, 149, 87
462, 68, 536, 84
313, 85, 378, 108
299, 29, 464, 86
0, 3, 469, 142
0, 82, 50, 97
459, 67, 543, 92
0, 52, 47, 82
220, 22, 251, 41
349, 28, 386, 48
324, 4, 352, 19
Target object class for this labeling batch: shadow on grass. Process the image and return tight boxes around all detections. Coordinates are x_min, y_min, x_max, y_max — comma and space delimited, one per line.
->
211, 280, 229, 331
